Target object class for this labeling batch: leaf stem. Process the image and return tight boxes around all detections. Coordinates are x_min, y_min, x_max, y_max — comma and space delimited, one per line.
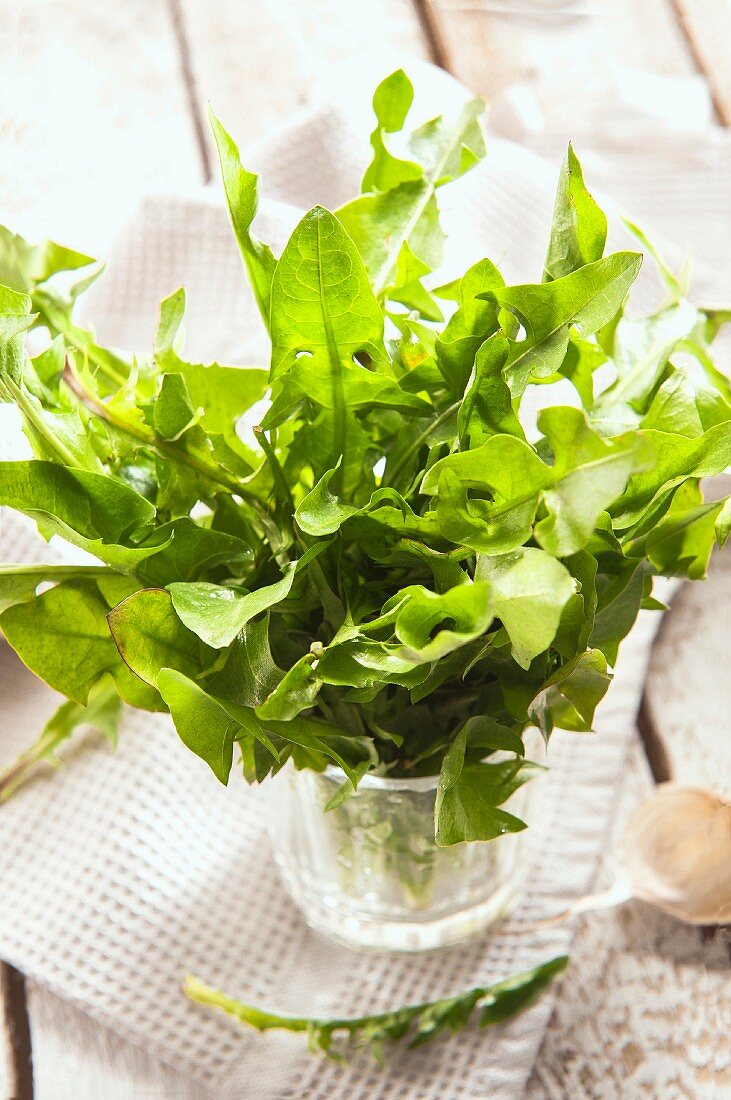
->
384, 399, 460, 489
0, 375, 79, 468
62, 356, 262, 503
253, 425, 295, 518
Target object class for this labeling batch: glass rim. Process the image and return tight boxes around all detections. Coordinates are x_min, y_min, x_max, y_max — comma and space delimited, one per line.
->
322, 764, 441, 792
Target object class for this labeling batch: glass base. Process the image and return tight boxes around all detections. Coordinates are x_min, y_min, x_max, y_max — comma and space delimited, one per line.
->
277, 863, 523, 953
266, 760, 541, 954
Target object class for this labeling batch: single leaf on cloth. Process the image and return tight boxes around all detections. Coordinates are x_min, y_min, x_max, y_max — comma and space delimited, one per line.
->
486, 252, 642, 395
207, 108, 277, 325
435, 726, 540, 846
0, 580, 162, 710
184, 955, 568, 1062
457, 332, 523, 448
0, 674, 122, 803
107, 587, 217, 687
475, 548, 576, 669
168, 564, 297, 649
543, 144, 607, 282
435, 259, 505, 394
528, 649, 611, 738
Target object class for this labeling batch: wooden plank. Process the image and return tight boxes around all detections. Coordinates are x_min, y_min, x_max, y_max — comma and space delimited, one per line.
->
177, 0, 430, 160
643, 546, 731, 793
0, 3, 204, 1096
0, 965, 32, 1100
528, 737, 731, 1099
417, 0, 697, 104
26, 984, 207, 1100
672, 0, 731, 124
0, 0, 203, 252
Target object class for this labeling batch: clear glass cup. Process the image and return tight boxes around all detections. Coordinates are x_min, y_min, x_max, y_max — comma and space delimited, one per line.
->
265, 760, 541, 952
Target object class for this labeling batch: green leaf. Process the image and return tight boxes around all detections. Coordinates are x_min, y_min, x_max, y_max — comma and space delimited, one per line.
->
157, 667, 240, 783
534, 407, 649, 556
255, 653, 321, 721
135, 519, 253, 587
599, 299, 699, 411
589, 561, 645, 664
458, 332, 523, 447
207, 109, 277, 325
184, 955, 568, 1061
543, 144, 607, 281
269, 206, 399, 483
270, 207, 388, 381
0, 580, 162, 710
294, 465, 357, 535
168, 564, 297, 649
528, 649, 610, 738
107, 588, 216, 687
611, 423, 731, 530
435, 726, 539, 846
339, 97, 485, 304
422, 436, 552, 554
224, 701, 373, 787
161, 677, 372, 787
0, 563, 112, 614
153, 372, 199, 441
154, 289, 269, 436
394, 582, 494, 662
0, 284, 33, 386
435, 259, 505, 394
0, 460, 159, 571
625, 482, 729, 581
476, 548, 576, 669
361, 70, 422, 194
486, 252, 642, 395
640, 367, 731, 437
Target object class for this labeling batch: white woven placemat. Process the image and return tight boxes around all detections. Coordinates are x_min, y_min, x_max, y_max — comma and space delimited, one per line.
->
0, 60, 697, 1099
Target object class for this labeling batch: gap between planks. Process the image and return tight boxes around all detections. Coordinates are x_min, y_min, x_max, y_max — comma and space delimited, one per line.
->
1, 965, 33, 1100
165, 0, 214, 181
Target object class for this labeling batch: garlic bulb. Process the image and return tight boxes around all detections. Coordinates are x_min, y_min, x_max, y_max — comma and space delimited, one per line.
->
620, 783, 731, 926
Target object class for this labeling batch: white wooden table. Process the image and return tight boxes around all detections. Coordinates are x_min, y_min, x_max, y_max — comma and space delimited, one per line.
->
0, 2, 729, 1096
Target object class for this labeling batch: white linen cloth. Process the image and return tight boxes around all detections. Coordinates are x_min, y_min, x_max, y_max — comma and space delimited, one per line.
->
0, 59, 724, 1098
